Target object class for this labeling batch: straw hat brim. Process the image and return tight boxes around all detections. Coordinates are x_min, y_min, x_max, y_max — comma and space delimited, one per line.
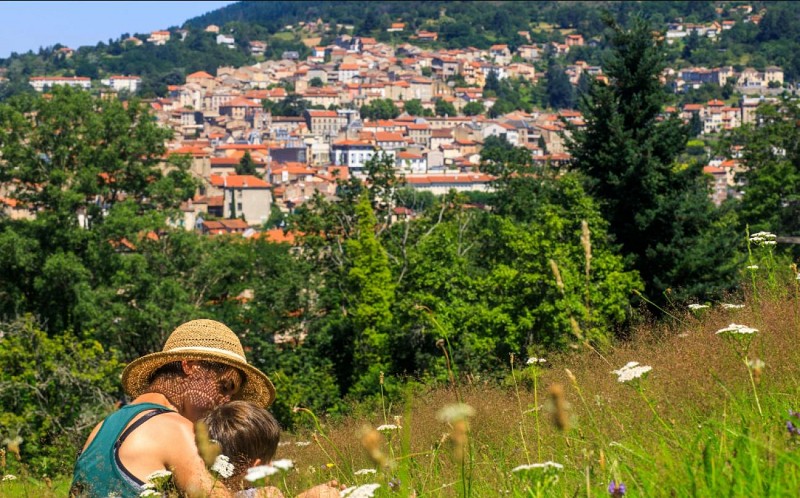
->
121, 349, 275, 408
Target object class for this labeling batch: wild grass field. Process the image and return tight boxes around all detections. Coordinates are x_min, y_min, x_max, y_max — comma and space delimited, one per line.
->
3, 261, 800, 497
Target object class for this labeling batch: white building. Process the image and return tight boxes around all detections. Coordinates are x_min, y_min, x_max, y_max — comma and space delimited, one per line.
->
101, 75, 142, 93
29, 76, 91, 92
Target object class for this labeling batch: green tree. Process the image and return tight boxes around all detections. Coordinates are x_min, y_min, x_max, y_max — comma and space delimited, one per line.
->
0, 316, 122, 474
567, 16, 740, 302
462, 100, 485, 116
725, 100, 800, 240
434, 98, 457, 117
359, 98, 400, 120
545, 58, 575, 109
236, 151, 260, 176
344, 193, 396, 396
309, 76, 324, 87
403, 98, 431, 117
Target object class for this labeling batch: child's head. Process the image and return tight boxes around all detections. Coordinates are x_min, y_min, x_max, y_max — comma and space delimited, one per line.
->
203, 401, 281, 483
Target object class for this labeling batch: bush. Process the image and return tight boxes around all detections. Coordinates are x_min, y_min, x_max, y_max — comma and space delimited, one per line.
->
0, 316, 123, 475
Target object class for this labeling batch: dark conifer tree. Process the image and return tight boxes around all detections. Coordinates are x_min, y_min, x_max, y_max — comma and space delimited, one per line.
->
567, 16, 740, 302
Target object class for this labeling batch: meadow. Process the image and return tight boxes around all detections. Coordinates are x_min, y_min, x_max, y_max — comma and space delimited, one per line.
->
2, 254, 800, 497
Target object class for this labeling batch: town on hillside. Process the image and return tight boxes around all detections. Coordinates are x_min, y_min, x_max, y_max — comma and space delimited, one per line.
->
8, 3, 791, 239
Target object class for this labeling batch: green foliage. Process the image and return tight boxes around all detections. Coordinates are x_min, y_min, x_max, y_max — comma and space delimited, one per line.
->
402, 99, 431, 117
0, 316, 122, 475
725, 99, 800, 245
434, 98, 457, 117
545, 58, 576, 110
567, 16, 740, 303
462, 100, 485, 116
235, 151, 260, 176
263, 94, 311, 117
360, 98, 400, 120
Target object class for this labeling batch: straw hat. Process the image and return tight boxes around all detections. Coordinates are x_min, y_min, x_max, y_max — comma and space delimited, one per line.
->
121, 319, 275, 408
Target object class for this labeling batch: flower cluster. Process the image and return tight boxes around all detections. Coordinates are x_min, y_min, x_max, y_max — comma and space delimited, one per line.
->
341, 483, 381, 497
376, 424, 401, 432
715, 323, 758, 335
688, 304, 709, 311
611, 362, 652, 383
721, 303, 745, 309
511, 461, 564, 473
210, 454, 235, 479
526, 357, 547, 365
787, 410, 800, 437
608, 480, 626, 497
750, 232, 777, 245
140, 470, 175, 497
244, 459, 294, 487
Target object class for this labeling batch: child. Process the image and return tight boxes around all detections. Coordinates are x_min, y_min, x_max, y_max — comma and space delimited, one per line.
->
202, 401, 342, 498
202, 401, 283, 497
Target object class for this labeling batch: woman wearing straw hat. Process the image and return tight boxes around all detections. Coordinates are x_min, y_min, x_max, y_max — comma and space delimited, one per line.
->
70, 319, 276, 498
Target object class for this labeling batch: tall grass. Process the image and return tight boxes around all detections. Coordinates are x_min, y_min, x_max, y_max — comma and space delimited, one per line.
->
3, 262, 800, 497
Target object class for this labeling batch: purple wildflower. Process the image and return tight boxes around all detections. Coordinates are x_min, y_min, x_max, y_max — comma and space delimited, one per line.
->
789, 409, 800, 419
608, 480, 626, 497
788, 421, 800, 437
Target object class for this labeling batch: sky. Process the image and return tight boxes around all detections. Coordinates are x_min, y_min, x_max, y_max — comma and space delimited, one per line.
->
0, 1, 237, 58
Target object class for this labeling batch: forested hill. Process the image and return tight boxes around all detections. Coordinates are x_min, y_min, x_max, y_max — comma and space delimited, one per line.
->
1, 0, 799, 101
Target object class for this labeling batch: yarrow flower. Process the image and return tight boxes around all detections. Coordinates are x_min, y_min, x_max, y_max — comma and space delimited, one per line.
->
211, 454, 235, 479
436, 403, 476, 423
608, 480, 626, 497
721, 303, 745, 309
527, 357, 547, 365
746, 265, 759, 270
511, 461, 564, 472
139, 490, 160, 497
340, 483, 381, 498
145, 470, 173, 481
271, 459, 294, 471
2, 475, 16, 482
688, 304, 709, 310
715, 323, 759, 335
245, 465, 279, 483
611, 362, 652, 383
295, 441, 311, 447
376, 424, 401, 432
354, 468, 377, 475
750, 232, 776, 245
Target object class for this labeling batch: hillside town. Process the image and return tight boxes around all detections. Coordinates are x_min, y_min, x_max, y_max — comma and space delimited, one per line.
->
18, 4, 788, 236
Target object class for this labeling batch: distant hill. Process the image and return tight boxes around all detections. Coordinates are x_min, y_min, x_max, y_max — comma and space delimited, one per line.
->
2, 0, 800, 102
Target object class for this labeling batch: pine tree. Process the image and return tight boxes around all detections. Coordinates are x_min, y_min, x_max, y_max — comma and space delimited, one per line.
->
567, 16, 740, 303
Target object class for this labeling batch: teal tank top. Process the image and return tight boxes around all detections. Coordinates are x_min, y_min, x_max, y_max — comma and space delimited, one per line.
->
70, 402, 174, 498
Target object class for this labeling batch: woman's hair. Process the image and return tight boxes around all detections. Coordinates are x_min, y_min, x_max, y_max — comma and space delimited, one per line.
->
203, 401, 281, 470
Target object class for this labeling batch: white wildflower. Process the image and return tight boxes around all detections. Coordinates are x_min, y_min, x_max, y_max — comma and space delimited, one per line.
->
139, 490, 160, 497
764, 240, 777, 245
721, 303, 745, 309
140, 482, 155, 490
245, 465, 279, 482
511, 461, 564, 472
295, 441, 311, 447
611, 362, 652, 383
145, 470, 172, 481
751, 231, 776, 239
436, 403, 476, 423
748, 358, 765, 370
354, 468, 378, 475
746, 265, 759, 270
688, 304, 709, 310
211, 454, 235, 479
341, 483, 381, 498
715, 323, 758, 335
526, 357, 547, 365
376, 424, 401, 432
2, 475, 16, 481
271, 459, 294, 471
796, 273, 800, 281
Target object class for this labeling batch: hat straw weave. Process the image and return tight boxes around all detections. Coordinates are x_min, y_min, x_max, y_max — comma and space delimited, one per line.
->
121, 319, 275, 408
